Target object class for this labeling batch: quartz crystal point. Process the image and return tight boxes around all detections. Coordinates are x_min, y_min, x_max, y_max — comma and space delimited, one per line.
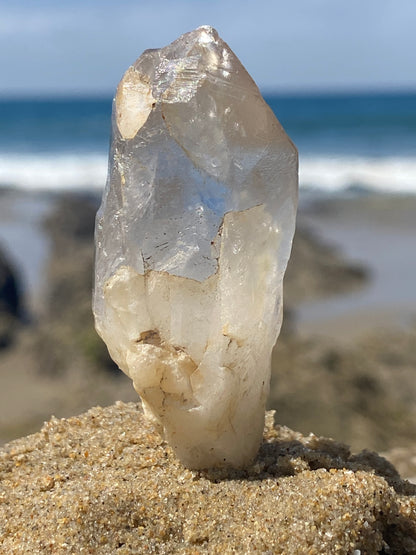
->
93, 26, 298, 469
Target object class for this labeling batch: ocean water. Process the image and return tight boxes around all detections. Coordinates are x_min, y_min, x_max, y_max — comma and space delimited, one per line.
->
0, 92, 415, 194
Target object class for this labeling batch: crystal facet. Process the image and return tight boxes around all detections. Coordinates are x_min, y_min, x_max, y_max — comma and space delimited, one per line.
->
93, 26, 298, 469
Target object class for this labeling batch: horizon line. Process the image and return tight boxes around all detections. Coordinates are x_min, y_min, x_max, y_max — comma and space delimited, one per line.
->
1, 85, 416, 101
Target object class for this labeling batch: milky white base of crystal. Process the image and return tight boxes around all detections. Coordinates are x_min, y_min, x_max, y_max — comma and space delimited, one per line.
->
96, 205, 282, 469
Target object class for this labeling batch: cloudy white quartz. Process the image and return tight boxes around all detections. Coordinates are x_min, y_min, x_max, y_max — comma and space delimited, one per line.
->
93, 26, 298, 469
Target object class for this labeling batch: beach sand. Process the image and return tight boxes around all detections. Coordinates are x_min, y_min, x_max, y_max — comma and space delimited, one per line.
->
1, 403, 416, 554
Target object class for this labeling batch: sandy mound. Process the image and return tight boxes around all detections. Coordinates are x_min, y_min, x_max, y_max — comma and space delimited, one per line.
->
1, 402, 416, 554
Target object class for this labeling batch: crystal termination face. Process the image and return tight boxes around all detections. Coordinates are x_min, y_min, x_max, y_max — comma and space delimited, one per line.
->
93, 26, 298, 469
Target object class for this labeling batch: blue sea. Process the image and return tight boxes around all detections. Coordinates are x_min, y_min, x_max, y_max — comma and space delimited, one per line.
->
0, 92, 415, 194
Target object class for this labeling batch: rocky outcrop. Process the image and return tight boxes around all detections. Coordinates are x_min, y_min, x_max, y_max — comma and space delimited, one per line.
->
284, 225, 367, 305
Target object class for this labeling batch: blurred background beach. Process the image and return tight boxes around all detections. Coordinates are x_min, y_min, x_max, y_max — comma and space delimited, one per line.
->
0, 1, 415, 471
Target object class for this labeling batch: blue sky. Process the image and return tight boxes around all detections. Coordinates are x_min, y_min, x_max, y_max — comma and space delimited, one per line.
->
1, 0, 416, 96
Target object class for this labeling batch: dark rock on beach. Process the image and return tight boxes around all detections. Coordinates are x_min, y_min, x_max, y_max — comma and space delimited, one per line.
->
0, 245, 22, 348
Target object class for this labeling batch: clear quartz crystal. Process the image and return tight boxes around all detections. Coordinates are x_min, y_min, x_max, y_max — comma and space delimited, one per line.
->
93, 26, 298, 469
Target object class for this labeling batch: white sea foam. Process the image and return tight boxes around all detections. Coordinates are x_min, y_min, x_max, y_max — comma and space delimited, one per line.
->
0, 152, 415, 195
300, 155, 416, 194
0, 153, 108, 191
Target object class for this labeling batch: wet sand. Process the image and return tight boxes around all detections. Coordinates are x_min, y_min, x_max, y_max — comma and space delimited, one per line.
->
0, 189, 53, 310
295, 194, 416, 342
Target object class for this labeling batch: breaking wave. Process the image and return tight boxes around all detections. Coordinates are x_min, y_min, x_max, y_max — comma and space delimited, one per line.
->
0, 152, 415, 195
300, 155, 416, 194
0, 153, 107, 191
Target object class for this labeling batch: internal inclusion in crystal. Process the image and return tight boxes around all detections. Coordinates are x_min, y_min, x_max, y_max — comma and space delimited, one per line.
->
94, 26, 298, 468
